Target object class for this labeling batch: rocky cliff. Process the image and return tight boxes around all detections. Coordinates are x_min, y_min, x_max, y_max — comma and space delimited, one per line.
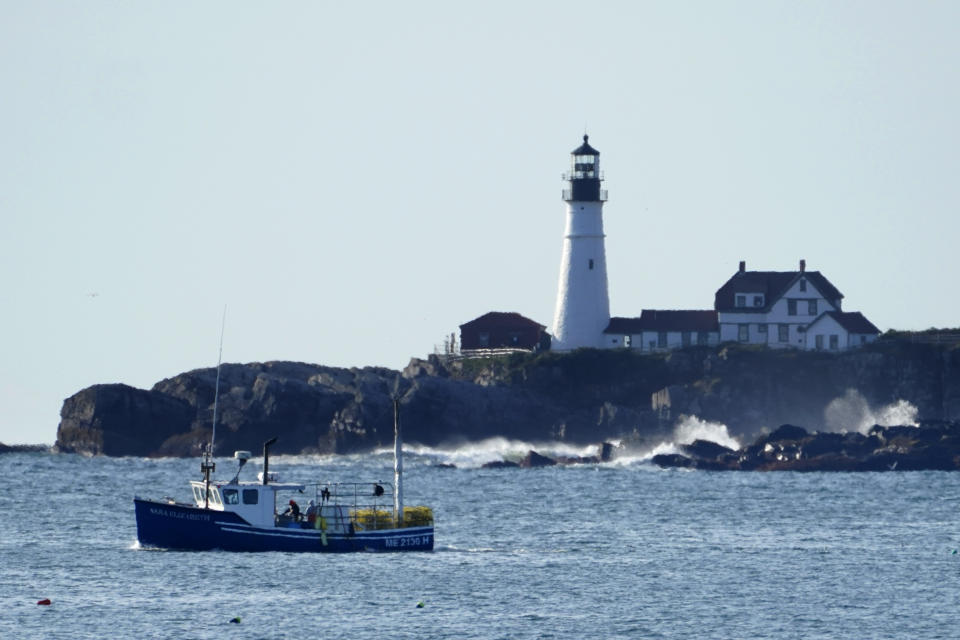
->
55, 338, 960, 457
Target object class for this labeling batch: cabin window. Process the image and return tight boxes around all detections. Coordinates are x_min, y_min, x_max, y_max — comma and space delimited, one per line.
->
192, 485, 204, 504
736, 295, 746, 307
223, 489, 239, 505
243, 489, 259, 505
778, 324, 789, 342
788, 300, 797, 316
808, 300, 818, 315
209, 488, 222, 506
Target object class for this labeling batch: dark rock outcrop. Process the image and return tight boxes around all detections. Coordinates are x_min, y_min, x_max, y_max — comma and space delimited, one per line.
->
55, 337, 960, 457
0, 443, 50, 454
654, 421, 960, 471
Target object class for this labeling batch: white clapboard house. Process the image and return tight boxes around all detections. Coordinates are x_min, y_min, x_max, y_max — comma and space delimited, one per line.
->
603, 260, 879, 352
714, 259, 879, 350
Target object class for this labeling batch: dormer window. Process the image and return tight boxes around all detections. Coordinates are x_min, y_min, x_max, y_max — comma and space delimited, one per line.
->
736, 295, 746, 307
753, 295, 764, 307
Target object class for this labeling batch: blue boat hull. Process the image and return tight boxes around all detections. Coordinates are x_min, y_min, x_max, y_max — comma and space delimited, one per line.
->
134, 498, 434, 552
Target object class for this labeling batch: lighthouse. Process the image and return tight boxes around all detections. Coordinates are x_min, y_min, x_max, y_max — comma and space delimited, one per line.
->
551, 135, 611, 351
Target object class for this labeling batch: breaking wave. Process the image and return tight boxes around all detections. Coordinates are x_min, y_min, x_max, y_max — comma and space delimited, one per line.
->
643, 415, 741, 461
824, 389, 919, 435
379, 438, 608, 469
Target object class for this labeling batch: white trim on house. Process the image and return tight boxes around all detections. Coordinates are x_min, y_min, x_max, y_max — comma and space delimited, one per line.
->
718, 273, 843, 350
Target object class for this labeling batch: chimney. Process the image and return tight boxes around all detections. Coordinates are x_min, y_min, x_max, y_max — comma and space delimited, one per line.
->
799, 259, 806, 272
739, 260, 746, 273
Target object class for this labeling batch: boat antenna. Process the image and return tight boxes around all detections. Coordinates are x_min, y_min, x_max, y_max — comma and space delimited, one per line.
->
201, 305, 226, 509
393, 384, 404, 527
210, 305, 227, 455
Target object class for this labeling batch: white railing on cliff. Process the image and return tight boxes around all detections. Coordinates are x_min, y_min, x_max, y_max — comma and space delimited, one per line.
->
437, 347, 533, 362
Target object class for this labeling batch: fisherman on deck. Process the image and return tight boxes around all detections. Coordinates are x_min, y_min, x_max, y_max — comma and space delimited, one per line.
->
283, 499, 301, 521
305, 499, 318, 524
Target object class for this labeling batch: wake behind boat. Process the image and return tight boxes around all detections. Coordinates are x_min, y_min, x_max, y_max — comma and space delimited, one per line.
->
134, 396, 434, 552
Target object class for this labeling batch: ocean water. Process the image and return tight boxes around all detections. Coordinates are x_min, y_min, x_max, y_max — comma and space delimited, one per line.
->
3, 444, 960, 639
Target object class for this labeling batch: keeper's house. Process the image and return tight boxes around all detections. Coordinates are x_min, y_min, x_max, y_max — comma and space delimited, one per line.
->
714, 259, 879, 350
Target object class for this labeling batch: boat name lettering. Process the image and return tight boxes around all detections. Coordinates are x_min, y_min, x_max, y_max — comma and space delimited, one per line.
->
150, 507, 211, 522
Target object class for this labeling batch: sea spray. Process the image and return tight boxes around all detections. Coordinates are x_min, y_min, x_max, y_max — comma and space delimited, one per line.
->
380, 438, 605, 469
644, 415, 741, 461
824, 389, 919, 434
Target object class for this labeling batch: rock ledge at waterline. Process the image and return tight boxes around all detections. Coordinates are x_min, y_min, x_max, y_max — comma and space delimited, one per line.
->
54, 339, 960, 458
653, 422, 960, 471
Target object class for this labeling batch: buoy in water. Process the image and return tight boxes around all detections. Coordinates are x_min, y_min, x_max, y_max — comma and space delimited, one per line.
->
416, 601, 425, 608
229, 616, 242, 624
37, 599, 51, 606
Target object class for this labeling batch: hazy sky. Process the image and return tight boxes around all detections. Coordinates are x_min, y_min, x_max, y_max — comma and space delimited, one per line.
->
2, 1, 958, 444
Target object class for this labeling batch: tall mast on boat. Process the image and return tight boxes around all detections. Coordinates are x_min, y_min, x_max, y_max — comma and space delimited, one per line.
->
210, 306, 226, 454
393, 394, 404, 526
201, 307, 227, 509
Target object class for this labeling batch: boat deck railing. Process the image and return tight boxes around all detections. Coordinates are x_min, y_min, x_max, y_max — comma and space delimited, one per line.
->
281, 482, 433, 531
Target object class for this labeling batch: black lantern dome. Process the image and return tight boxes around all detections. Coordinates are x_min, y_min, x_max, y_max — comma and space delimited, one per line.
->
563, 135, 607, 202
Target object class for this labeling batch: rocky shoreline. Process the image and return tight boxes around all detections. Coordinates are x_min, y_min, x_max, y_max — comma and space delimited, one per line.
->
0, 443, 50, 454
652, 421, 960, 471
53, 339, 960, 460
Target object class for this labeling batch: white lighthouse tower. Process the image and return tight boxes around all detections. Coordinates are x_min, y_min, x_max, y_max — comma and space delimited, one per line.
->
551, 135, 611, 351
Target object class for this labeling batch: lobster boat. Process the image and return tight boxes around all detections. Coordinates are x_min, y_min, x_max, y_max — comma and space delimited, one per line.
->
134, 397, 434, 552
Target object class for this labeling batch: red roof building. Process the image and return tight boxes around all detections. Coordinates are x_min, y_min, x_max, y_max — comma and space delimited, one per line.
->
459, 312, 550, 352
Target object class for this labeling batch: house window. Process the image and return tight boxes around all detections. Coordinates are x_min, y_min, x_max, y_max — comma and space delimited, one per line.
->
648, 340, 656, 351
778, 324, 789, 342
799, 279, 807, 292
657, 332, 667, 348
682, 332, 691, 347
829, 334, 839, 350
738, 324, 749, 342
815, 335, 823, 350
788, 299, 797, 316
758, 324, 768, 334
697, 331, 708, 345
753, 295, 763, 307
860, 335, 867, 345
808, 300, 818, 315
736, 295, 746, 307
478, 332, 489, 347
624, 335, 632, 348
588, 259, 594, 270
